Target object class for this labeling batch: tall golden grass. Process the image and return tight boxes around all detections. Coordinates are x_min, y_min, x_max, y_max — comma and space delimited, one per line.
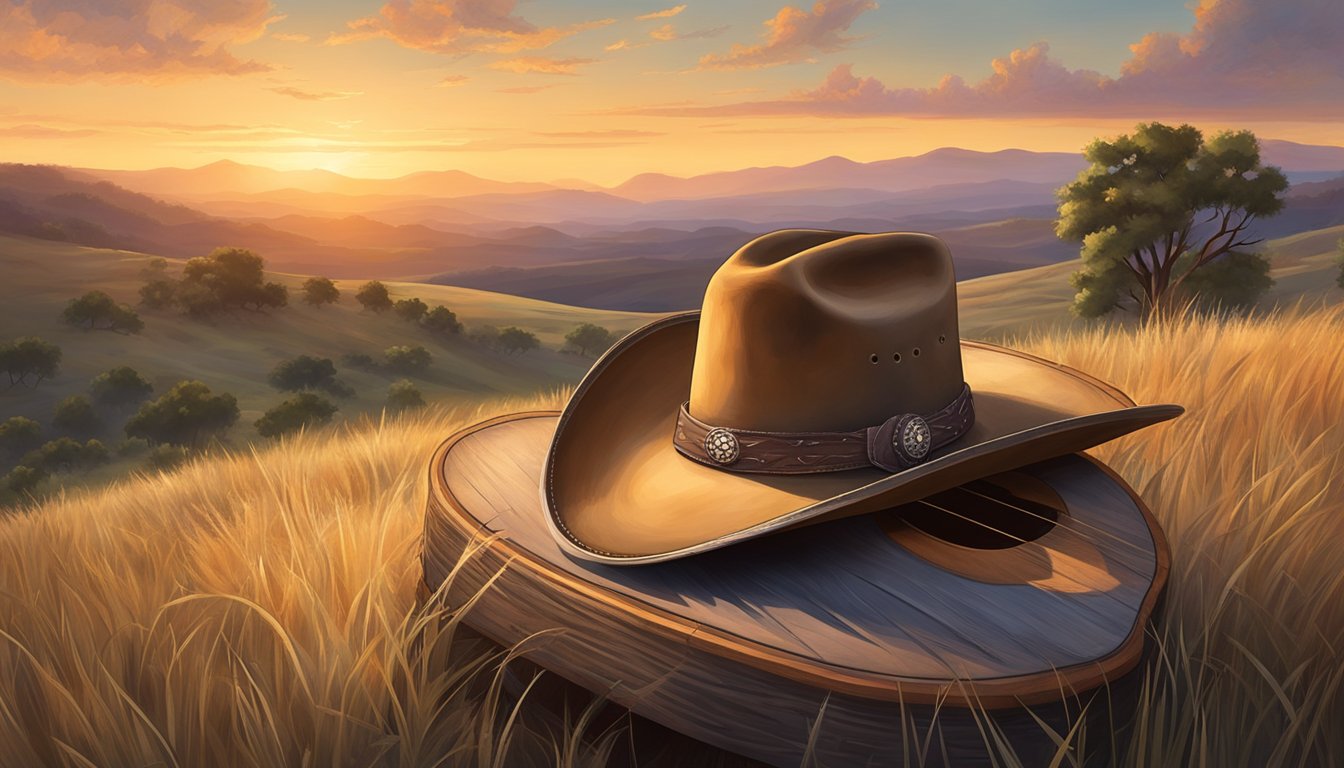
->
0, 306, 1341, 766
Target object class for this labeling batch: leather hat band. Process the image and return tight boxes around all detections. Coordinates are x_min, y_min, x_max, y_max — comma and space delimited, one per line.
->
673, 384, 975, 475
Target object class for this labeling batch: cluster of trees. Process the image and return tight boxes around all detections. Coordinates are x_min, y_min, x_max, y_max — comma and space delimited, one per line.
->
1058, 123, 1288, 318
468, 325, 540, 355
62, 291, 143, 334
139, 249, 287, 317
355, 281, 464, 338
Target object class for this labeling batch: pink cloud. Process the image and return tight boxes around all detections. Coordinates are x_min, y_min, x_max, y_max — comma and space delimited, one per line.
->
0, 0, 278, 82
328, 0, 612, 55
698, 0, 877, 70
637, 5, 687, 21
669, 0, 1343, 118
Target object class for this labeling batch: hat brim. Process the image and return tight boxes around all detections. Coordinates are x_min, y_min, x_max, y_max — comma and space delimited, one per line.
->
543, 313, 1181, 565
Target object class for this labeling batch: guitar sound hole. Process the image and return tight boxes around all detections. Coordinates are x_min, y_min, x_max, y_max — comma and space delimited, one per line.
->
890, 477, 1061, 549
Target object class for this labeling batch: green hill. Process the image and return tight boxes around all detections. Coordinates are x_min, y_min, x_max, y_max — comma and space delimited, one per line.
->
0, 234, 653, 496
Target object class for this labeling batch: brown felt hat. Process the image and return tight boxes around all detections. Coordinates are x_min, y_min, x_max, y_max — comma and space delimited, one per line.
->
542, 230, 1182, 565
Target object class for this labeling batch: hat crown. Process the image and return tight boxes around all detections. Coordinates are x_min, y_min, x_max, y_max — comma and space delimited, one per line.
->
688, 230, 964, 433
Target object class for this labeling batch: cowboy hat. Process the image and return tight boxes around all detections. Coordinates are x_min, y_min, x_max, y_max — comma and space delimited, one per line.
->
542, 230, 1181, 565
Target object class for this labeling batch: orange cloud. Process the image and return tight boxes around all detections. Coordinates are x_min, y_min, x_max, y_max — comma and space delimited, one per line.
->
271, 32, 310, 43
664, 0, 1344, 119
637, 5, 687, 21
489, 57, 597, 75
437, 74, 469, 87
0, 0, 278, 82
699, 0, 876, 70
329, 0, 611, 55
267, 86, 362, 101
650, 23, 727, 42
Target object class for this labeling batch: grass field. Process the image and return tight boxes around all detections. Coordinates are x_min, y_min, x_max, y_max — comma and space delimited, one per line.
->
0, 303, 1340, 766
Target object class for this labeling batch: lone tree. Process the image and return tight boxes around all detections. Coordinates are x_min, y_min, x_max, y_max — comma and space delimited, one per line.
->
255, 393, 338, 438
52, 395, 102, 436
356, 281, 393, 313
89, 366, 153, 409
386, 379, 426, 413
422, 305, 461, 336
125, 380, 239, 446
0, 337, 61, 389
1336, 238, 1344, 289
61, 291, 144, 334
302, 277, 341, 308
384, 345, 432, 375
497, 327, 540, 356
394, 297, 429, 323
179, 247, 288, 314
565, 323, 615, 357
1057, 123, 1288, 317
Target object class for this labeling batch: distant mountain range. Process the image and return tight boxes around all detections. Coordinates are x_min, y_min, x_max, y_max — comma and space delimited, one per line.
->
2, 139, 1340, 310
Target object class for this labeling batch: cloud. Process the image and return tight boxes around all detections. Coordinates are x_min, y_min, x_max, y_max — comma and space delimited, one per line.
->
605, 39, 633, 52
698, 0, 876, 70
534, 129, 663, 139
496, 84, 558, 94
637, 5, 686, 21
328, 0, 612, 55
662, 0, 1344, 118
489, 56, 596, 75
267, 86, 363, 101
0, 123, 103, 138
271, 32, 310, 43
437, 74, 469, 87
0, 0, 279, 82
650, 23, 726, 42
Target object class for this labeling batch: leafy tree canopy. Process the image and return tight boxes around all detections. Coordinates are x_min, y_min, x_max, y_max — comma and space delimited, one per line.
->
61, 291, 144, 334
0, 337, 61, 389
22, 437, 109, 473
53, 395, 102, 436
384, 345, 432, 375
356, 281, 393, 313
422, 305, 461, 336
180, 247, 288, 314
89, 366, 154, 408
394, 297, 429, 323
497, 327, 540, 355
255, 393, 338, 438
269, 355, 339, 392
386, 379, 426, 413
1057, 123, 1287, 317
301, 276, 341, 308
0, 416, 42, 458
565, 323, 615, 357
125, 380, 239, 447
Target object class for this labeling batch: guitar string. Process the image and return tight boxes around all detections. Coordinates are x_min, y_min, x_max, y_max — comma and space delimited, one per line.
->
954, 486, 1150, 557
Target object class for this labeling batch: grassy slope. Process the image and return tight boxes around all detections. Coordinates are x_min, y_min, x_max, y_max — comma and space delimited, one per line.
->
956, 222, 1344, 339
0, 307, 1341, 765
0, 234, 652, 446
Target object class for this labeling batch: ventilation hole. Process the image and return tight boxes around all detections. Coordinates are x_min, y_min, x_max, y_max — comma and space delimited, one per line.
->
869, 354, 879, 364
893, 353, 902, 363
912, 348, 921, 357
939, 335, 947, 344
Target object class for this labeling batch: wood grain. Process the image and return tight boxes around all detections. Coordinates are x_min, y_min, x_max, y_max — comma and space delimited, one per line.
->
421, 411, 1169, 765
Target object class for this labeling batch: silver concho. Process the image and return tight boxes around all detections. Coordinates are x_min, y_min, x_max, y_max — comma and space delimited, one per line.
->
704, 428, 741, 465
894, 415, 932, 463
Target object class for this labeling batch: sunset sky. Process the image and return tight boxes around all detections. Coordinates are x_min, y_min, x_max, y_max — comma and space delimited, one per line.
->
0, 0, 1339, 185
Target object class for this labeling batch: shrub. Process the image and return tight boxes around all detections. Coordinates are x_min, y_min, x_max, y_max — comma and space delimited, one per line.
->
564, 323, 615, 357
467, 325, 500, 349
269, 356, 337, 392
0, 417, 42, 459
145, 444, 190, 473
139, 257, 170, 281
89, 366, 154, 409
254, 393, 338, 438
394, 297, 428, 323
356, 281, 393, 313
0, 337, 62, 389
125, 381, 239, 446
384, 345, 432, 375
62, 291, 143, 334
2, 464, 46, 497
422, 305, 462, 336
497, 327, 540, 355
301, 277, 340, 308
386, 379, 426, 413
22, 437, 108, 473
341, 352, 379, 371
139, 279, 177, 309
52, 395, 102, 436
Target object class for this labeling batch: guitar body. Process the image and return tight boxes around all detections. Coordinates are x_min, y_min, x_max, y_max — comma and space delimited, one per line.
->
422, 412, 1169, 767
